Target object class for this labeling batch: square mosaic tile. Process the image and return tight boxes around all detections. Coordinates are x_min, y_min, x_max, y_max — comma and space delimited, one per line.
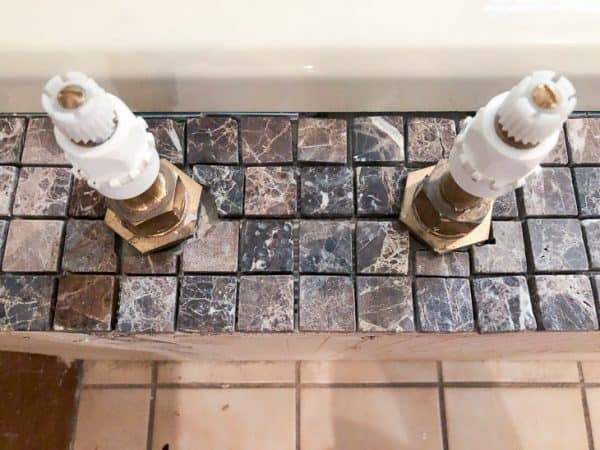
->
299, 220, 352, 273
240, 117, 292, 163
0, 166, 18, 216
12, 167, 72, 216
187, 117, 238, 164
121, 242, 178, 275
237, 275, 294, 332
356, 166, 406, 216
582, 220, 600, 269
297, 118, 347, 163
182, 220, 239, 273
146, 118, 185, 165
542, 128, 568, 165
2, 219, 63, 272
0, 275, 54, 331
356, 221, 409, 274
407, 117, 456, 163
472, 221, 527, 274
0, 220, 7, 257
240, 220, 293, 272
193, 165, 243, 217
356, 276, 414, 332
62, 220, 117, 273
574, 167, 600, 216
492, 191, 519, 219
244, 166, 296, 216
352, 116, 404, 162
299, 275, 355, 331
68, 178, 106, 218
521, 167, 577, 216
415, 277, 474, 332
527, 219, 588, 272
21, 117, 69, 165
415, 250, 470, 277
566, 118, 600, 164
300, 166, 353, 216
0, 117, 26, 163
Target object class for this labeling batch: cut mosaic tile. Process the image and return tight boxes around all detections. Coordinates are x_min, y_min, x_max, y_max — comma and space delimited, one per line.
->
297, 118, 347, 163
415, 250, 470, 277
240, 117, 292, 163
122, 242, 178, 275
244, 166, 297, 216
534, 275, 598, 331
21, 117, 69, 165
62, 220, 117, 273
182, 220, 239, 273
472, 221, 527, 274
0, 117, 26, 163
300, 166, 353, 216
0, 275, 54, 331
0, 220, 7, 257
12, 167, 71, 216
146, 118, 185, 165
299, 275, 355, 331
356, 276, 414, 332
178, 276, 237, 332
356, 221, 409, 274
566, 118, 600, 164
542, 128, 568, 165
193, 165, 243, 217
407, 117, 456, 163
352, 115, 404, 162
472, 276, 536, 333
574, 167, 600, 216
0, 166, 18, 216
527, 219, 588, 272
415, 277, 474, 332
238, 275, 294, 332
116, 276, 177, 333
240, 220, 293, 272
492, 191, 518, 219
187, 117, 238, 164
299, 220, 352, 273
2, 219, 63, 272
583, 220, 600, 269
356, 166, 406, 216
68, 178, 106, 218
521, 167, 577, 216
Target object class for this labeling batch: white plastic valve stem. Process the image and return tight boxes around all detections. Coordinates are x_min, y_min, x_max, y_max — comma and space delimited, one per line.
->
41, 72, 159, 200
449, 70, 576, 199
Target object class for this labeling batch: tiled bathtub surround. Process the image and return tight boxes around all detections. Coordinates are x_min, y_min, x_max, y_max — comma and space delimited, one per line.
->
0, 114, 598, 335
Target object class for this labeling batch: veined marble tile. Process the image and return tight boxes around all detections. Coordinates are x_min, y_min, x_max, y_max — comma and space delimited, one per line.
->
68, 178, 106, 218
357, 276, 414, 332
353, 116, 404, 162
21, 117, 69, 165
472, 221, 527, 274
187, 117, 238, 164
574, 167, 600, 217
146, 118, 185, 165
300, 166, 353, 217
492, 191, 518, 219
121, 242, 178, 275
238, 275, 294, 332
415, 278, 474, 332
240, 220, 293, 273
2, 220, 63, 272
527, 219, 588, 272
583, 220, 600, 269
182, 220, 239, 273
542, 128, 568, 165
299, 275, 355, 331
193, 165, 243, 217
240, 117, 292, 163
299, 220, 352, 273
566, 118, 600, 163
356, 221, 409, 274
62, 220, 117, 273
356, 166, 406, 216
522, 167, 577, 216
12, 167, 72, 216
298, 118, 347, 163
0, 166, 18, 216
244, 166, 297, 216
415, 250, 470, 277
0, 117, 26, 163
407, 117, 456, 163
0, 275, 54, 331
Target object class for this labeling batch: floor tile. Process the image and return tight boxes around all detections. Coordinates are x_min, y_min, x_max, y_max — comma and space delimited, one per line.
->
182, 219, 239, 272
298, 117, 347, 163
581, 362, 600, 382
240, 220, 293, 272
237, 275, 294, 332
356, 221, 409, 274
240, 116, 292, 163
583, 220, 600, 269
299, 220, 352, 273
244, 166, 297, 216
0, 166, 18, 216
300, 166, 354, 216
153, 388, 295, 450
158, 361, 295, 383
300, 361, 438, 383
193, 165, 243, 217
352, 115, 404, 162
407, 117, 455, 163
0, 117, 26, 163
62, 220, 117, 273
472, 221, 527, 274
543, 127, 569, 164
356, 166, 406, 215
187, 116, 239, 164
146, 118, 184, 165
445, 388, 588, 450
415, 250, 470, 277
74, 388, 150, 450
586, 388, 600, 450
522, 167, 578, 216
492, 190, 519, 218
566, 118, 600, 163
12, 166, 71, 216
21, 117, 69, 165
527, 219, 589, 271
357, 276, 414, 332
299, 275, 355, 331
121, 241, 178, 274
0, 275, 54, 331
68, 178, 107, 218
301, 387, 442, 450
574, 167, 600, 216
443, 361, 580, 382
2, 219, 63, 272
82, 360, 153, 385
415, 277, 474, 332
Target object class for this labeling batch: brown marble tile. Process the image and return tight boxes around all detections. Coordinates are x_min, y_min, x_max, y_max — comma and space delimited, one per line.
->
244, 166, 297, 216
193, 165, 243, 217
566, 118, 600, 163
238, 275, 294, 332
299, 275, 355, 331
0, 117, 26, 163
357, 276, 414, 332
407, 117, 456, 163
522, 167, 577, 216
356, 166, 406, 215
68, 178, 106, 218
472, 221, 527, 274
12, 167, 72, 216
178, 276, 237, 332
0, 220, 7, 257
492, 191, 518, 218
583, 220, 600, 269
542, 128, 568, 165
0, 276, 54, 330
182, 219, 239, 272
0, 166, 18, 216
240, 220, 293, 273
298, 118, 347, 163
353, 115, 404, 162
415, 277, 474, 332
122, 241, 178, 274
240, 116, 292, 163
527, 219, 588, 272
299, 220, 352, 273
187, 117, 239, 164
300, 166, 354, 217
2, 219, 63, 272
21, 117, 69, 165
62, 220, 117, 273
146, 118, 185, 165
574, 167, 600, 217
415, 250, 470, 277
356, 221, 409, 274
54, 275, 116, 331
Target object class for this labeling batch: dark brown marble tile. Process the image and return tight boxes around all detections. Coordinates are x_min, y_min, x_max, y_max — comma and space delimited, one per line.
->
2, 220, 63, 272
583, 220, 600, 269
0, 220, 7, 257
542, 128, 568, 165
300, 166, 353, 216
0, 117, 26, 163
122, 242, 177, 274
178, 276, 237, 332
407, 118, 456, 163
12, 167, 72, 216
0, 275, 54, 330
193, 165, 243, 217
356, 166, 406, 215
116, 276, 177, 333
244, 166, 297, 216
415, 250, 470, 277
62, 220, 117, 273
240, 220, 293, 273
353, 116, 404, 162
492, 191, 518, 218
240, 117, 292, 163
574, 167, 600, 217
566, 118, 600, 163
54, 275, 116, 331
299, 275, 355, 331
357, 276, 414, 332
415, 277, 474, 332
527, 219, 588, 272
356, 221, 409, 274
146, 118, 185, 165
187, 117, 239, 164
182, 219, 239, 273
0, 166, 18, 216
68, 178, 107, 218
298, 118, 347, 163
472, 221, 527, 274
299, 220, 352, 273
522, 167, 577, 216
238, 275, 294, 332
21, 117, 69, 165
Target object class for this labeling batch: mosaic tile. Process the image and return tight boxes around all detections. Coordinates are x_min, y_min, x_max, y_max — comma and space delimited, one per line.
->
116, 276, 177, 333
356, 166, 406, 216
574, 167, 600, 216
182, 220, 239, 273
472, 276, 536, 333
299, 275, 355, 331
240, 220, 293, 272
300, 166, 353, 216
356, 221, 409, 274
0, 166, 18, 216
299, 221, 352, 273
237, 275, 294, 332
492, 191, 518, 218
68, 178, 106, 218
244, 166, 296, 216
178, 276, 237, 332
0, 276, 54, 331
522, 167, 577, 216
542, 128, 568, 165
240, 116, 292, 163
187, 117, 238, 164
352, 116, 404, 162
12, 167, 71, 216
415, 278, 474, 332
0, 221, 7, 256
297, 118, 347, 163
415, 250, 470, 277
62, 220, 117, 273
21, 117, 69, 165
193, 165, 243, 217
146, 118, 184, 165
472, 221, 527, 274
2, 219, 63, 272
527, 219, 588, 272
407, 117, 456, 163
54, 275, 115, 331
357, 276, 414, 332
566, 118, 600, 164
122, 242, 177, 274
583, 220, 600, 269
534, 275, 598, 331
0, 117, 26, 163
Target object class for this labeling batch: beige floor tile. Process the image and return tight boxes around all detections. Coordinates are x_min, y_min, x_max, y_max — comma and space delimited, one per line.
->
301, 388, 442, 450
446, 388, 588, 450
157, 361, 295, 384
443, 361, 580, 383
152, 388, 295, 450
301, 361, 437, 384
585, 388, 600, 449
82, 360, 153, 385
74, 388, 150, 450
581, 362, 600, 382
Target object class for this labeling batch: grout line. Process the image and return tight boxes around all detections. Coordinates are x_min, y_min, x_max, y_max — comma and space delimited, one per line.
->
146, 362, 159, 450
579, 362, 596, 450
68, 360, 85, 450
295, 361, 301, 450
437, 362, 450, 450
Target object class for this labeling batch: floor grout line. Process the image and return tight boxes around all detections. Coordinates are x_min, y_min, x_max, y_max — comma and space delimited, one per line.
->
295, 361, 301, 450
579, 362, 596, 450
437, 361, 450, 450
146, 362, 159, 450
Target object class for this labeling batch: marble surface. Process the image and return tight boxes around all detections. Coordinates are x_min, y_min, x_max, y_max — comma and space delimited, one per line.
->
522, 167, 577, 216
535, 275, 598, 331
0, 275, 54, 331
21, 118, 69, 165
0, 221, 7, 256
62, 220, 117, 273
300, 167, 353, 216
0, 166, 18, 216
566, 118, 600, 163
146, 118, 185, 165
353, 116, 404, 162
356, 166, 406, 215
12, 167, 71, 216
240, 220, 293, 272
244, 166, 297, 216
122, 242, 178, 275
299, 221, 352, 273
68, 179, 106, 218
472, 221, 527, 274
299, 275, 355, 331
178, 276, 237, 332
187, 117, 239, 164
574, 167, 600, 216
297, 118, 347, 163
240, 117, 292, 163
472, 276, 536, 333
237, 275, 294, 332
182, 220, 239, 273
415, 278, 474, 332
527, 219, 589, 272
582, 220, 600, 269
2, 220, 63, 272
193, 165, 243, 217
356, 221, 409, 274
415, 250, 470, 277
0, 118, 26, 163
542, 128, 569, 165
492, 191, 519, 219
356, 276, 414, 332
407, 117, 456, 163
